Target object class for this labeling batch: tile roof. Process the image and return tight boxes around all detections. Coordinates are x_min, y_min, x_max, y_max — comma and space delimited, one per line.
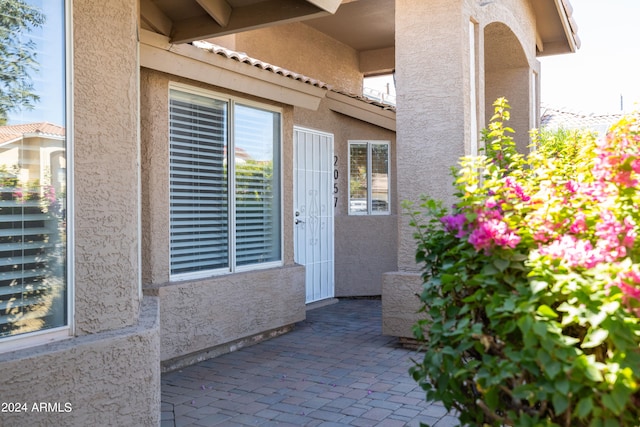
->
192, 40, 330, 89
192, 41, 396, 113
540, 105, 623, 133
332, 89, 396, 113
561, 0, 581, 49
0, 122, 65, 144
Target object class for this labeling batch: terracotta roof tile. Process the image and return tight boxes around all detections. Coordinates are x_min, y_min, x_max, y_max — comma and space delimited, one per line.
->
0, 122, 65, 144
331, 89, 396, 112
192, 40, 330, 89
192, 41, 395, 114
540, 105, 624, 133
561, 0, 581, 49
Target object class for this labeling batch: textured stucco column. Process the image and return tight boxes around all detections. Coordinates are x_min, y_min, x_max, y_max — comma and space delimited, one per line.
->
74, 0, 141, 333
383, 0, 473, 336
394, 0, 472, 272
0, 1, 159, 424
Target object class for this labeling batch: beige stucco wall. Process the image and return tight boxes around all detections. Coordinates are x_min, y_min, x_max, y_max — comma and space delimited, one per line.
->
394, 0, 539, 272
294, 98, 397, 296
0, 2, 160, 425
74, 0, 141, 334
381, 271, 424, 337
209, 22, 363, 95
141, 69, 305, 363
0, 298, 160, 427
384, 0, 539, 336
483, 16, 540, 153
485, 67, 532, 153
146, 266, 304, 364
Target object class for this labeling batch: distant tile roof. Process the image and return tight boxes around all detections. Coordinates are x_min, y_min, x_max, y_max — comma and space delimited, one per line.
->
332, 89, 396, 113
0, 122, 65, 144
192, 41, 396, 113
540, 105, 623, 134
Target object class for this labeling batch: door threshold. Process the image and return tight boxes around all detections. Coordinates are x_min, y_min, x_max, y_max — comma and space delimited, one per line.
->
306, 298, 339, 311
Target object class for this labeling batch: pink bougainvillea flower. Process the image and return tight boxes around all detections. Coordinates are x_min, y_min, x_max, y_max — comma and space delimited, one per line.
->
569, 212, 587, 234
440, 213, 468, 238
565, 180, 579, 194
504, 176, 531, 201
468, 218, 520, 252
538, 235, 598, 269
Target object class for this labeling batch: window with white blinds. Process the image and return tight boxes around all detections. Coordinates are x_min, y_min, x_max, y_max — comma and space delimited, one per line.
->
169, 87, 281, 279
0, 0, 69, 342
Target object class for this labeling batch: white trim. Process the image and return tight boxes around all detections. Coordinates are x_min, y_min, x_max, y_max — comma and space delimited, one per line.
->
66, 0, 75, 338
0, 0, 74, 348
347, 140, 391, 216
0, 327, 71, 354
469, 20, 478, 157
292, 126, 335, 303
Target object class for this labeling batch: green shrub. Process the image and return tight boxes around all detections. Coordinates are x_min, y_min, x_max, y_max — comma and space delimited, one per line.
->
407, 99, 640, 427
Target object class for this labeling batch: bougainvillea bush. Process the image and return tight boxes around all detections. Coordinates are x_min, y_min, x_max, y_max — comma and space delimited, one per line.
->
407, 99, 640, 427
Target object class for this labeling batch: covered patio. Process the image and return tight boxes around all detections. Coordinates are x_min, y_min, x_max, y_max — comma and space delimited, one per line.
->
161, 299, 458, 426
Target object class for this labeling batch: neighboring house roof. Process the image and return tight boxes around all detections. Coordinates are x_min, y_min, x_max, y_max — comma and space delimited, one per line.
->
192, 40, 396, 113
540, 105, 623, 134
0, 122, 66, 144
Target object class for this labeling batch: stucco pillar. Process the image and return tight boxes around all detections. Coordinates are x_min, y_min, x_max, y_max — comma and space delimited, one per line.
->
74, 0, 141, 333
382, 0, 475, 337
394, 0, 473, 272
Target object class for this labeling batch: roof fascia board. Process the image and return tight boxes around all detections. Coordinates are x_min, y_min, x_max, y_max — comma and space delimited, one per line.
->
140, 30, 325, 110
140, 0, 173, 36
304, 0, 341, 14
552, 0, 577, 53
170, 0, 330, 44
325, 91, 396, 131
196, 0, 232, 28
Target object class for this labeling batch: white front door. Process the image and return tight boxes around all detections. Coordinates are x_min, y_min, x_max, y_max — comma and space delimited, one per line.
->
293, 127, 334, 303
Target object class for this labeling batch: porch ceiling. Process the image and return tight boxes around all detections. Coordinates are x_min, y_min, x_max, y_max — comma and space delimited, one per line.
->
532, 0, 580, 56
141, 0, 577, 60
141, 0, 344, 44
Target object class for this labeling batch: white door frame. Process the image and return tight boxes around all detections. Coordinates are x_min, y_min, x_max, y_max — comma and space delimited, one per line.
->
293, 126, 335, 303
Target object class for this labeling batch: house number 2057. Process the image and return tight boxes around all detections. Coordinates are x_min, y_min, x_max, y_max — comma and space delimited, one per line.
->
334, 155, 338, 208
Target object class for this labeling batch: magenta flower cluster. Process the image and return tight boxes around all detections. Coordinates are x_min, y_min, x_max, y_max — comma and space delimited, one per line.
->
440, 114, 640, 309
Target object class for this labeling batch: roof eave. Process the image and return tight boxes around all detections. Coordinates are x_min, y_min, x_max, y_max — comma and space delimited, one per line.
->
554, 0, 579, 53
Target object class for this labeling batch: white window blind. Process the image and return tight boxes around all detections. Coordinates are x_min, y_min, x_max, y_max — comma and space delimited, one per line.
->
169, 90, 228, 275
234, 104, 281, 266
169, 88, 281, 278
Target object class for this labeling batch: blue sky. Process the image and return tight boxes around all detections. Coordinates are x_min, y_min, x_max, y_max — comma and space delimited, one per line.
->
539, 0, 640, 114
9, 0, 65, 126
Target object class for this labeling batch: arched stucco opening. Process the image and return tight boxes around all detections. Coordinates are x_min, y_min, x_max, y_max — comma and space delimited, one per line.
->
484, 22, 532, 154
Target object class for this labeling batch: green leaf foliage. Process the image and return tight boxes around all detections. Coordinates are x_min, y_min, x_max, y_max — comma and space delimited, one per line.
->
407, 99, 640, 427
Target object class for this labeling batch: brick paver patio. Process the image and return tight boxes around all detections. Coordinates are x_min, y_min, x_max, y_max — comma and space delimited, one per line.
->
161, 299, 458, 426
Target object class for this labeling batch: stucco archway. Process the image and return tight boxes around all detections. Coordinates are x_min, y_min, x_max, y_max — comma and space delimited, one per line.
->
484, 22, 533, 154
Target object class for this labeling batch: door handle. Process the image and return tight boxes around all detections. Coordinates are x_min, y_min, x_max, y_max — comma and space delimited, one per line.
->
295, 218, 304, 224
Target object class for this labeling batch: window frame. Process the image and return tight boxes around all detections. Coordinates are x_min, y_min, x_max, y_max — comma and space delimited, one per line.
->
0, 0, 74, 351
168, 83, 284, 282
347, 140, 391, 216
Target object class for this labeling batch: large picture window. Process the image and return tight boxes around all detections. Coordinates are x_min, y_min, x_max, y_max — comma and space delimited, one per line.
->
348, 141, 390, 215
0, 0, 69, 342
169, 86, 281, 279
